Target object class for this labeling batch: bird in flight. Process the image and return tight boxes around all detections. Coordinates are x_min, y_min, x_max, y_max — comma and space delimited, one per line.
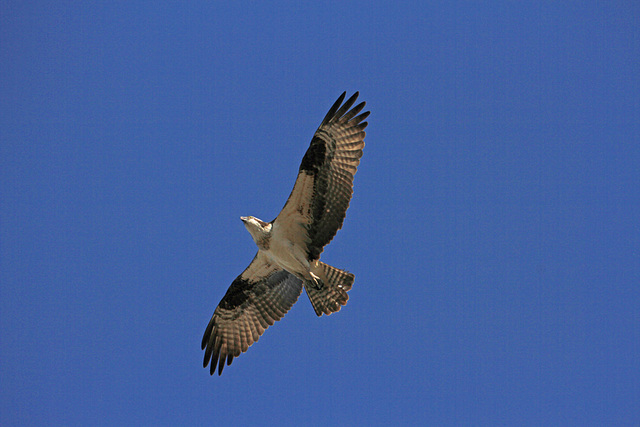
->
202, 92, 369, 375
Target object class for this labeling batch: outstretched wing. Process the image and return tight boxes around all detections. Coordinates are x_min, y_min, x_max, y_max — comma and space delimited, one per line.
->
201, 251, 303, 375
276, 92, 369, 261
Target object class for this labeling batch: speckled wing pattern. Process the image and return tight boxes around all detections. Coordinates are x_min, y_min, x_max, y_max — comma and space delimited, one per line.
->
201, 251, 303, 375
277, 92, 369, 261
202, 93, 368, 375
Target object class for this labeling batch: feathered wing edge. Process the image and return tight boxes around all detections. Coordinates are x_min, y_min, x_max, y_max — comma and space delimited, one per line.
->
276, 92, 369, 261
202, 92, 369, 375
201, 252, 303, 375
304, 92, 369, 259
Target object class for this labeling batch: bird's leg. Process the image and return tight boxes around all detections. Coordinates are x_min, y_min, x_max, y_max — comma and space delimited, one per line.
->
309, 272, 324, 290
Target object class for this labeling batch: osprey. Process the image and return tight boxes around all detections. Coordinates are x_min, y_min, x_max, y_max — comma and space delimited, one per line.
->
202, 92, 369, 375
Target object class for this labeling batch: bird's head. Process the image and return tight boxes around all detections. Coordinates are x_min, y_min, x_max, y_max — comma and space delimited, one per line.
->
241, 216, 272, 249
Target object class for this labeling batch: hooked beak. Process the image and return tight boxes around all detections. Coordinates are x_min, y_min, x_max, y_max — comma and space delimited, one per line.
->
240, 216, 248, 223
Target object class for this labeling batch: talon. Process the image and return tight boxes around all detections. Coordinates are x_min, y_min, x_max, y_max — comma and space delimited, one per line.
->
310, 273, 323, 290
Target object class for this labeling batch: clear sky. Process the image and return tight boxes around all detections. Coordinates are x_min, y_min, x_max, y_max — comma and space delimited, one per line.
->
1, 1, 639, 425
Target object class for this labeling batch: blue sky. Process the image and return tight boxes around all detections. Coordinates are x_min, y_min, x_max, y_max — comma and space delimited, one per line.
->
1, 1, 639, 425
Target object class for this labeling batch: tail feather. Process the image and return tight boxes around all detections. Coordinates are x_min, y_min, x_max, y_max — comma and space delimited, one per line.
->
305, 262, 355, 316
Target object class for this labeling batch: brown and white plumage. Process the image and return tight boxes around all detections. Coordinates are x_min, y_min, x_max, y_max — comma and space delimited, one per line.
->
201, 252, 303, 375
202, 92, 368, 375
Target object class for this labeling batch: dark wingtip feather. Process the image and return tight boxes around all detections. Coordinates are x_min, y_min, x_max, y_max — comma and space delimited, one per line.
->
218, 355, 225, 375
203, 343, 213, 368
334, 92, 360, 120
320, 92, 347, 126
201, 318, 214, 350
208, 348, 218, 374
341, 101, 366, 123
354, 111, 370, 124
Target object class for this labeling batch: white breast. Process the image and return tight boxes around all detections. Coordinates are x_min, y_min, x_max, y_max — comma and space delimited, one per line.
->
267, 219, 312, 280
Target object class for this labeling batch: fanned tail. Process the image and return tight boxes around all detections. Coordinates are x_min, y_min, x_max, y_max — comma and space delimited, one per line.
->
305, 262, 354, 316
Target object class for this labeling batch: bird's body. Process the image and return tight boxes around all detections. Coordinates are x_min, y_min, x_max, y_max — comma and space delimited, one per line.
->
202, 92, 369, 375
242, 216, 318, 286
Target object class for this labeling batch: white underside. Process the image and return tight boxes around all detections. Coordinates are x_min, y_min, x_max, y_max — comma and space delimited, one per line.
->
267, 219, 318, 281
251, 172, 327, 284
